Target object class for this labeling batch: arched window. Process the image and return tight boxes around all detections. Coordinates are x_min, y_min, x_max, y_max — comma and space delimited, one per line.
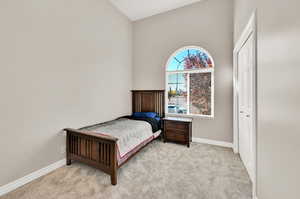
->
166, 46, 214, 117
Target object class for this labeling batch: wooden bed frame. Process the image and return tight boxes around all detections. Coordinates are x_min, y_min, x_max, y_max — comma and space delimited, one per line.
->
64, 90, 164, 185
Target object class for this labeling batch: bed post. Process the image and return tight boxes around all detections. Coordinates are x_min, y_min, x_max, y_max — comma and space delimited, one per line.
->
66, 131, 72, 166
111, 142, 118, 185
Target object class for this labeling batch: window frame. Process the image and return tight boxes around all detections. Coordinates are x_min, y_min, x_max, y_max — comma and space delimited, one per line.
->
165, 46, 215, 118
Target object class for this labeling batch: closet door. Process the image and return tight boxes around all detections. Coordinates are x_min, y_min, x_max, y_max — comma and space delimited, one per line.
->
238, 33, 255, 181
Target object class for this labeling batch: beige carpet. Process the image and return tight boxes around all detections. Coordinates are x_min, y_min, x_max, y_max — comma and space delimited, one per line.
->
1, 140, 252, 199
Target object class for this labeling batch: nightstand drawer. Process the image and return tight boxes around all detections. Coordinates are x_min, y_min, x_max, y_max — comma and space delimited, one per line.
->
165, 121, 188, 131
165, 129, 186, 136
165, 131, 186, 142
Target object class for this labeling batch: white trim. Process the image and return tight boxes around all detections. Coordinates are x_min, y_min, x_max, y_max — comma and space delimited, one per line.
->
211, 70, 215, 118
166, 113, 214, 119
192, 137, 233, 148
165, 46, 215, 118
234, 13, 256, 53
0, 159, 66, 197
187, 73, 190, 113
233, 10, 257, 199
233, 11, 256, 155
167, 68, 214, 74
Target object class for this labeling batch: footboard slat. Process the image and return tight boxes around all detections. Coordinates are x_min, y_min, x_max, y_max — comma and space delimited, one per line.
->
108, 145, 111, 166
104, 143, 107, 165
70, 136, 73, 154
100, 143, 103, 163
87, 140, 90, 159
76, 137, 78, 154
65, 128, 118, 185
106, 144, 110, 166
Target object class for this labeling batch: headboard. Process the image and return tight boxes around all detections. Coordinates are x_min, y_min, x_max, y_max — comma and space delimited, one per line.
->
132, 90, 165, 118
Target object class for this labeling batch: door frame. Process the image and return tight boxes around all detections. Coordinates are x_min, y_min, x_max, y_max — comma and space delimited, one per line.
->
233, 11, 257, 199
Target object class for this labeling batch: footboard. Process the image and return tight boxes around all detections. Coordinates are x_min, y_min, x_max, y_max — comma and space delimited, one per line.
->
64, 128, 119, 185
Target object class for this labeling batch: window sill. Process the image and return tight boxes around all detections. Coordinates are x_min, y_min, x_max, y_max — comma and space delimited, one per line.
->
166, 113, 214, 119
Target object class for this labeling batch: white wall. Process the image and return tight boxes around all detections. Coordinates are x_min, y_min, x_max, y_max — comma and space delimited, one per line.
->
0, 0, 132, 186
234, 0, 300, 198
256, 0, 300, 198
133, 0, 234, 142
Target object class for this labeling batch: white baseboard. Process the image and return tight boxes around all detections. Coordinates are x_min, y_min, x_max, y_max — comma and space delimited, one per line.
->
192, 137, 233, 148
0, 159, 66, 197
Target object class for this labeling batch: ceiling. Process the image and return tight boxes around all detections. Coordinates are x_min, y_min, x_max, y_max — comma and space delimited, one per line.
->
109, 0, 203, 21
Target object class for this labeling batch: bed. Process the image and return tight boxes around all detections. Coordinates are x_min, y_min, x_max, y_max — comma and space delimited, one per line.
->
64, 90, 165, 185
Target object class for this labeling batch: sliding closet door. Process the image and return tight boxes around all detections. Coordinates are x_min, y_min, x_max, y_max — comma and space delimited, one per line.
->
238, 33, 255, 181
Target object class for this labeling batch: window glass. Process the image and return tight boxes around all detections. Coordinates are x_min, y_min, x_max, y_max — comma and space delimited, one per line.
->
167, 48, 213, 71
189, 73, 212, 115
167, 73, 187, 114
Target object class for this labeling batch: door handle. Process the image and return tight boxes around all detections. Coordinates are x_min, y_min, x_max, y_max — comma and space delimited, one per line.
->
240, 111, 244, 113
246, 114, 250, 117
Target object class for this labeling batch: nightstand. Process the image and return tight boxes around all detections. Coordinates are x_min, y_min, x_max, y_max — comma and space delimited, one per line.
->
162, 117, 192, 147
